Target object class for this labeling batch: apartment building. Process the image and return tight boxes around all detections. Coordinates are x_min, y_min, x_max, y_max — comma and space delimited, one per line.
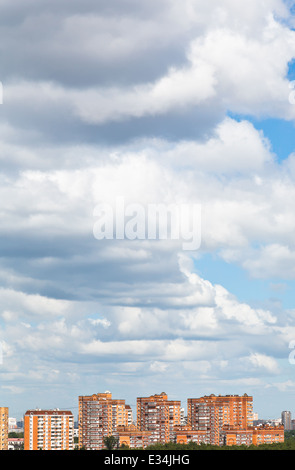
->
221, 425, 253, 446
252, 425, 284, 446
0, 407, 8, 450
125, 405, 133, 426
24, 409, 74, 450
8, 438, 24, 450
281, 411, 292, 430
115, 424, 152, 449
187, 394, 253, 446
78, 392, 133, 450
173, 425, 207, 445
137, 392, 181, 444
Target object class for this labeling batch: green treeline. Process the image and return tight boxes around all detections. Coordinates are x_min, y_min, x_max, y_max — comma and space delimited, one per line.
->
115, 433, 295, 451
140, 434, 295, 451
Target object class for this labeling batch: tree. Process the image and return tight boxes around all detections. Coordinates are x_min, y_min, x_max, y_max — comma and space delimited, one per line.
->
120, 443, 130, 450
103, 435, 119, 450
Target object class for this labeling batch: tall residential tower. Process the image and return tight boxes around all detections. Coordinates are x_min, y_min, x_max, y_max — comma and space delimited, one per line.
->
137, 392, 181, 444
78, 391, 133, 450
24, 409, 74, 450
0, 407, 8, 450
187, 394, 253, 445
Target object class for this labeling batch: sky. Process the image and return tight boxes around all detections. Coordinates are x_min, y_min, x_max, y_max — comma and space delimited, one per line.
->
1, 0, 295, 422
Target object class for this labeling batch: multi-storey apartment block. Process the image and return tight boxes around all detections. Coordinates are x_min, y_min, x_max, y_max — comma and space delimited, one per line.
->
24, 409, 74, 450
137, 392, 181, 444
281, 410, 292, 430
0, 407, 8, 450
115, 425, 152, 449
220, 424, 254, 446
221, 423, 284, 447
78, 392, 133, 450
252, 425, 284, 446
173, 425, 207, 445
187, 394, 253, 446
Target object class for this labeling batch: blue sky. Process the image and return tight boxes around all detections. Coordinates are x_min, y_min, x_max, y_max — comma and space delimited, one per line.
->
228, 56, 295, 163
231, 115, 295, 162
194, 253, 293, 309
2, 0, 295, 423
220, 58, 295, 311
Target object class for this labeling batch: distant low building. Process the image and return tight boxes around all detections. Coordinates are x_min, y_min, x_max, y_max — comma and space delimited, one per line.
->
8, 417, 17, 431
8, 438, 24, 451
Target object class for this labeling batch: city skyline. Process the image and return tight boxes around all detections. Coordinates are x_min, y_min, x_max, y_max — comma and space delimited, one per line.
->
5, 391, 286, 450
1, 1, 295, 422
3, 389, 294, 424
